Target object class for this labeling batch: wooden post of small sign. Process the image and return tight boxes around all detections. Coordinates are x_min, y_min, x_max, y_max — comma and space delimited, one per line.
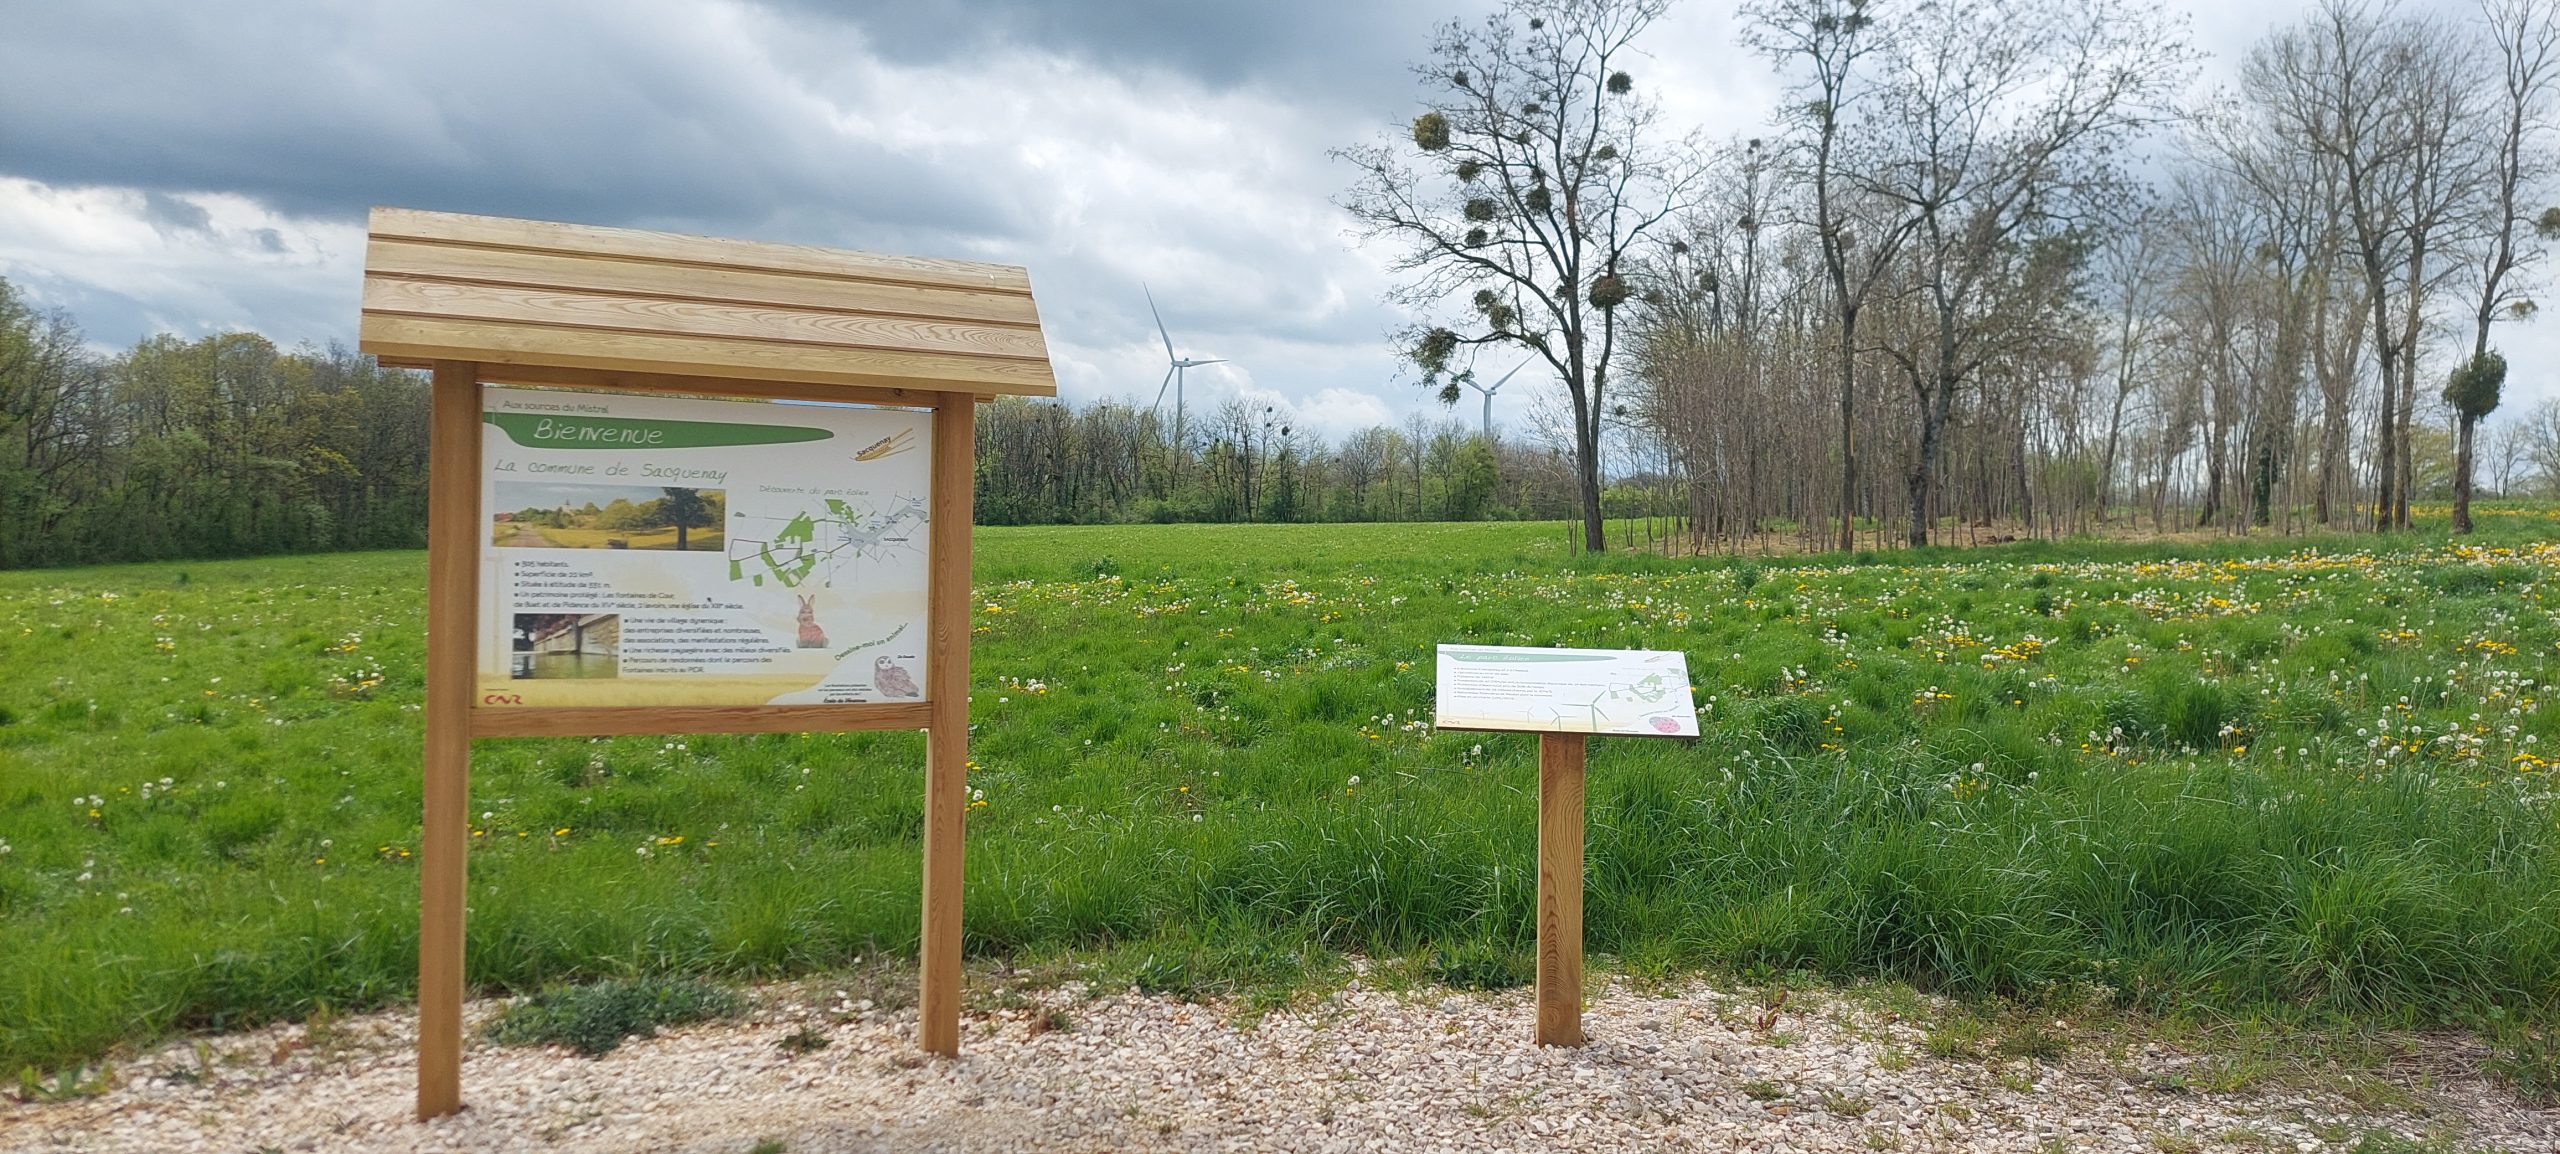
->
1535, 731, 1586, 1047
919, 390, 975, 1056
418, 359, 478, 1119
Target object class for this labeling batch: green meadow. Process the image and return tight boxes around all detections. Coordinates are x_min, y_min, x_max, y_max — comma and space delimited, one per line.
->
4, 513, 2560, 1075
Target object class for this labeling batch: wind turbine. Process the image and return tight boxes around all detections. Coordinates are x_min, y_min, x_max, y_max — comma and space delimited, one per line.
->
1464, 360, 1529, 438
1145, 284, 1224, 448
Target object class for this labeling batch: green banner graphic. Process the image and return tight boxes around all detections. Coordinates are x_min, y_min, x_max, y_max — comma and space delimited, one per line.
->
485, 412, 833, 449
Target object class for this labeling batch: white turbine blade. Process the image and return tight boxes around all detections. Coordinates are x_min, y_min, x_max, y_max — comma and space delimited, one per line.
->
1144, 284, 1177, 362
1191, 358, 1227, 367
1492, 359, 1530, 390
1152, 364, 1177, 411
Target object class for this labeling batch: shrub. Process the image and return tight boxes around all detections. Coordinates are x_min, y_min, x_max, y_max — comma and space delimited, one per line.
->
2427, 562, 2534, 596
2489, 1020, 2560, 1106
483, 978, 743, 1056
2151, 675, 2243, 751
1750, 696, 1824, 753
2099, 690, 2160, 746
1433, 941, 1534, 990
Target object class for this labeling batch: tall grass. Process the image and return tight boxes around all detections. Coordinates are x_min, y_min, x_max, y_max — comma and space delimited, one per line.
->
1, 520, 2557, 1073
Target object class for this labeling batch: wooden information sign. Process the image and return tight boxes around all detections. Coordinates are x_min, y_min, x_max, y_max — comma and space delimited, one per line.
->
1433, 644, 1701, 1045
360, 207, 1056, 1119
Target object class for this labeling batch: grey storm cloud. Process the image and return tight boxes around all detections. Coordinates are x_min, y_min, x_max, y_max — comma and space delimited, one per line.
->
0, 1, 1022, 238
773, 0, 1447, 107
0, 0, 1455, 236
0, 0, 1472, 437
138, 191, 212, 235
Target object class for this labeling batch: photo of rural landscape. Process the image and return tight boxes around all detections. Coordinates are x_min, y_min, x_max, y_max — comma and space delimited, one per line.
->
8, 0, 2560, 1151
491, 482, 726, 552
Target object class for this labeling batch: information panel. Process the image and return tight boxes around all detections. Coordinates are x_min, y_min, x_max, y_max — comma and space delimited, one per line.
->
1434, 644, 1700, 737
476, 386, 931, 708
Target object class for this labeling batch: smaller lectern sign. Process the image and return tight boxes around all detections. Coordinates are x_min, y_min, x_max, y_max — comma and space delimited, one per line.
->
1434, 644, 1701, 737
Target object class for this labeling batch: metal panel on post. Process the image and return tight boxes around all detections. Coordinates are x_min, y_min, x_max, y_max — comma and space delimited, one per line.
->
1432, 644, 1699, 1048
418, 360, 479, 1119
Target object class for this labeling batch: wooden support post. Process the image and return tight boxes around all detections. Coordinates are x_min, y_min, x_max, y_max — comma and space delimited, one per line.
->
418, 361, 479, 1119
918, 391, 975, 1056
1535, 731, 1586, 1047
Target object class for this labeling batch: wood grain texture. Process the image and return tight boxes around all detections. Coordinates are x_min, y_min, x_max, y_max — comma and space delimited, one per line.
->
918, 393, 975, 1057
1535, 732, 1587, 1048
418, 361, 480, 1119
469, 364, 933, 410
365, 276, 1051, 361
363, 314, 1057, 397
359, 207, 1057, 398
366, 238, 1042, 326
371, 207, 1032, 292
473, 702, 933, 738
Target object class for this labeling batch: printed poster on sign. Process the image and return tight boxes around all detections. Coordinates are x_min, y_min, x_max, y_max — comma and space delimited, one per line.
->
1433, 644, 1700, 737
477, 385, 932, 708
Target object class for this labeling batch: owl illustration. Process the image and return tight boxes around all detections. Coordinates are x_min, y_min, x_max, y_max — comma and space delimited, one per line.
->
873, 656, 921, 698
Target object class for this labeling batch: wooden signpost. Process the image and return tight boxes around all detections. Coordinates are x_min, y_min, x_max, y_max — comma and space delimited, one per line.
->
359, 208, 1056, 1119
1434, 644, 1701, 1046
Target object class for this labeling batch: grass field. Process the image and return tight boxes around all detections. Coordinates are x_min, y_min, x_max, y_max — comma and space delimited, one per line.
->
4, 513, 2560, 1076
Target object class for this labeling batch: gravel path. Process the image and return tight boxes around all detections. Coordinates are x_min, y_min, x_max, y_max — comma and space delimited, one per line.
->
6, 976, 2552, 1153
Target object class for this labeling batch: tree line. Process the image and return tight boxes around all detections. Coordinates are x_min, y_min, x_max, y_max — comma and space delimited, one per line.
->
0, 278, 1600, 571
0, 280, 431, 569
973, 393, 1591, 525
1343, 0, 2560, 550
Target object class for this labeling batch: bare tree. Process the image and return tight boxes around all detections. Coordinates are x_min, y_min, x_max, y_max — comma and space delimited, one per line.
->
1745, 0, 1918, 551
2485, 410, 2530, 494
2522, 398, 2560, 495
2161, 166, 2264, 531
2252, 1, 2482, 531
1338, 0, 1700, 551
2092, 208, 2167, 521
1861, 0, 2191, 545
1336, 428, 1391, 519
2449, 0, 2560, 532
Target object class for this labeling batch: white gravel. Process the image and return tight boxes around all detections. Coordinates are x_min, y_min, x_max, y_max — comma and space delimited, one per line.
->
6, 975, 2553, 1153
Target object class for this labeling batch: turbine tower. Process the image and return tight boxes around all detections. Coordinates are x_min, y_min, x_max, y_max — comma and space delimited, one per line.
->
1464, 360, 1529, 438
1146, 285, 1224, 449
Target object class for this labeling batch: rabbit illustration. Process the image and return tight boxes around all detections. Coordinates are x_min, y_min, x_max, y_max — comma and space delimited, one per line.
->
795, 594, 828, 648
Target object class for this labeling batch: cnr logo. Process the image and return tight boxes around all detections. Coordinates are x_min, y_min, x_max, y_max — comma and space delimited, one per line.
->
481, 693, 524, 706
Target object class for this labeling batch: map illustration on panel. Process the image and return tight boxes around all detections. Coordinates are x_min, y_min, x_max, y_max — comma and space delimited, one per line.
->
728, 496, 928, 590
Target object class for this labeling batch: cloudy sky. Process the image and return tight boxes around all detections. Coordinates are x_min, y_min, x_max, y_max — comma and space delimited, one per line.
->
0, 0, 2544, 440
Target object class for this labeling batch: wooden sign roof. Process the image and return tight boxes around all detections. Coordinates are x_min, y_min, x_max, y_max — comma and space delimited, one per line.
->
358, 207, 1056, 398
